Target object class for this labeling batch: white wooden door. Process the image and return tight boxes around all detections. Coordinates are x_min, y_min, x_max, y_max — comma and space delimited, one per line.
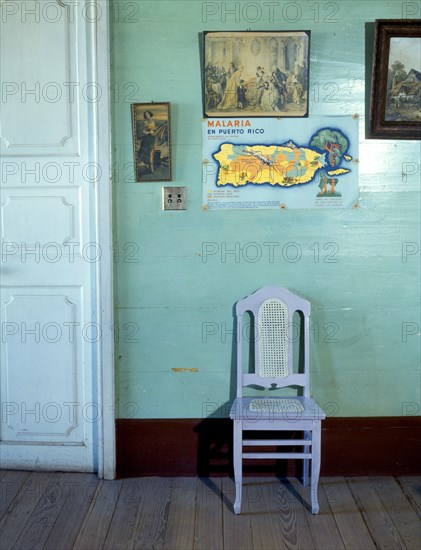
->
0, 0, 114, 472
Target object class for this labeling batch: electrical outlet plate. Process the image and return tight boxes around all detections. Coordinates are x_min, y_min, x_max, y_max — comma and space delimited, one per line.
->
162, 186, 187, 210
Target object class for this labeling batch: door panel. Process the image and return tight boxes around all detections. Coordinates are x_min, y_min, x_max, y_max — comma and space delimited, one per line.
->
3, 289, 81, 440
1, 189, 80, 245
1, 6, 79, 154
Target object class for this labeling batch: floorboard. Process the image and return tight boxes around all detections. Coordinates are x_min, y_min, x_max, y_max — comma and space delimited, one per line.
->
291, 478, 346, 550
103, 478, 147, 550
0, 471, 53, 550
0, 470, 31, 520
163, 477, 196, 550
222, 477, 253, 550
42, 473, 99, 550
322, 476, 377, 550
247, 477, 293, 550
398, 476, 421, 519
1, 472, 420, 550
13, 472, 72, 550
130, 477, 173, 550
273, 479, 314, 550
371, 476, 421, 550
348, 477, 407, 549
194, 478, 223, 550
73, 479, 123, 550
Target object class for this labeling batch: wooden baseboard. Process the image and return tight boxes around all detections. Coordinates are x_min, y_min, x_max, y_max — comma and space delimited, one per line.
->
116, 417, 421, 478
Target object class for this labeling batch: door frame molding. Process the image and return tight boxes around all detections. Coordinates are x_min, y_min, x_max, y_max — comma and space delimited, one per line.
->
92, 2, 115, 479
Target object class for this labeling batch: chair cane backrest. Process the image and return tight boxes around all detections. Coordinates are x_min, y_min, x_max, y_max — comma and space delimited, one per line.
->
257, 297, 290, 378
236, 286, 311, 397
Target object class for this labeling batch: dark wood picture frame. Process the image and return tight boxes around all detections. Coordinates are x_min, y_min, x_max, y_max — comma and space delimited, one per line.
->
132, 102, 172, 182
202, 30, 310, 118
369, 19, 421, 140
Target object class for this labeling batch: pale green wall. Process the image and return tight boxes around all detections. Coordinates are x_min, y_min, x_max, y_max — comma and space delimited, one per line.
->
110, 0, 420, 418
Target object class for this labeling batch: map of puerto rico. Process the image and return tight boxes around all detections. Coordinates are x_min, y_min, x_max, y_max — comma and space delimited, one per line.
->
202, 118, 359, 209
214, 143, 327, 187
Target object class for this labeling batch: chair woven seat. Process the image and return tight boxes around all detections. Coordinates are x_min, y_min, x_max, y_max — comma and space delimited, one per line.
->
249, 398, 304, 413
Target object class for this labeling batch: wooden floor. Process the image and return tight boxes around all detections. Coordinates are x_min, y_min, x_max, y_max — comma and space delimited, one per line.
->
1, 471, 420, 550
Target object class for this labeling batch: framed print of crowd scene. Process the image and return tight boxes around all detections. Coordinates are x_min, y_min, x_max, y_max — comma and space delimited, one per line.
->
369, 20, 421, 139
203, 30, 310, 118
132, 102, 172, 181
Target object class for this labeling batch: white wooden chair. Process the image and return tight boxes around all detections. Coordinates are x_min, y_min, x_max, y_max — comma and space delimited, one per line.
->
230, 286, 326, 514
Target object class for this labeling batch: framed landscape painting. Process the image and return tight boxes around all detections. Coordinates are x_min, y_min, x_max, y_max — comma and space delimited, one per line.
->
369, 20, 421, 139
132, 102, 172, 181
202, 30, 310, 118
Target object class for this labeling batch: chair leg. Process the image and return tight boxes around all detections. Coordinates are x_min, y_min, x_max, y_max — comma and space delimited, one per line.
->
303, 430, 310, 486
310, 422, 322, 514
233, 421, 242, 514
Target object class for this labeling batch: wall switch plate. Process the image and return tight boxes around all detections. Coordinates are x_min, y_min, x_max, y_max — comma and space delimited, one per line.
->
162, 186, 187, 210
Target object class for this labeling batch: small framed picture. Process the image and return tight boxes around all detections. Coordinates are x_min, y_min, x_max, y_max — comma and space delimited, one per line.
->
202, 30, 310, 118
369, 20, 421, 139
132, 102, 172, 181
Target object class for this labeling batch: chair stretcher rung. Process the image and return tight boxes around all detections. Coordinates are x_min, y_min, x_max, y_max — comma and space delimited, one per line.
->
243, 452, 312, 459
243, 439, 311, 446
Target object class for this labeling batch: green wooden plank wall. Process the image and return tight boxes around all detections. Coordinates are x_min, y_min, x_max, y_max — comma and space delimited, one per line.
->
110, 0, 420, 418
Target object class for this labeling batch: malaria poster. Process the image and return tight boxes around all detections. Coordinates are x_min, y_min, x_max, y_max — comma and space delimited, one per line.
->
202, 116, 359, 209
